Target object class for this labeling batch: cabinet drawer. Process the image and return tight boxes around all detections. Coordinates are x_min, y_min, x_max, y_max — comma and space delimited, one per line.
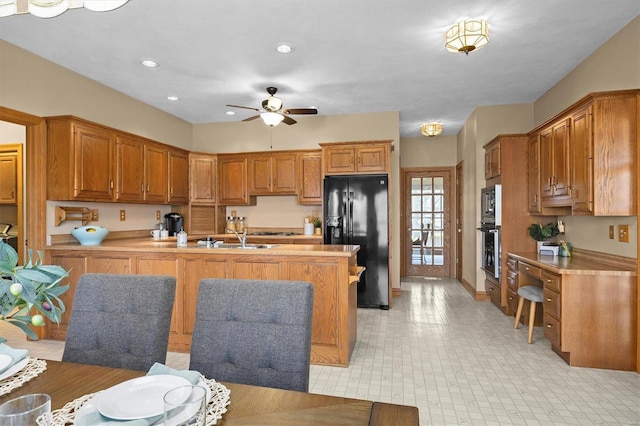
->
506, 270, 518, 290
507, 288, 518, 315
518, 261, 542, 279
486, 279, 501, 307
543, 288, 561, 319
506, 256, 518, 272
541, 270, 561, 292
543, 313, 561, 348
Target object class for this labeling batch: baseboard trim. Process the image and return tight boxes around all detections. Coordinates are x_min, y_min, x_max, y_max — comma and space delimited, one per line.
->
392, 287, 402, 298
461, 278, 490, 301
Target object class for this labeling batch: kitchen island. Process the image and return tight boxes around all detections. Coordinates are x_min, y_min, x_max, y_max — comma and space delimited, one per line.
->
44, 239, 360, 367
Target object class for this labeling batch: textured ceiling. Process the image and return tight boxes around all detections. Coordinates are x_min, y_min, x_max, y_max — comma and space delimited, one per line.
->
1, 0, 638, 136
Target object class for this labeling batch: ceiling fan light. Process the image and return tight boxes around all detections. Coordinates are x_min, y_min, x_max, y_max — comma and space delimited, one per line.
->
83, 0, 128, 12
28, 0, 69, 18
421, 123, 443, 137
445, 18, 489, 54
266, 96, 283, 112
260, 112, 284, 127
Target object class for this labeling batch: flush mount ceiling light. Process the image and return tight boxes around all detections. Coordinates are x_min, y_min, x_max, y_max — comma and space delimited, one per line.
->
0, 0, 129, 18
421, 123, 443, 137
276, 43, 294, 54
140, 59, 159, 68
445, 18, 489, 54
260, 112, 285, 127
167, 96, 178, 101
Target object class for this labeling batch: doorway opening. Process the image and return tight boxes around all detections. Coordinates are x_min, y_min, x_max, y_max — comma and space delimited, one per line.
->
402, 168, 454, 277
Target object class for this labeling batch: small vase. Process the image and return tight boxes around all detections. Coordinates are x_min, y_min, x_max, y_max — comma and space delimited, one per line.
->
314, 227, 322, 236
536, 241, 545, 253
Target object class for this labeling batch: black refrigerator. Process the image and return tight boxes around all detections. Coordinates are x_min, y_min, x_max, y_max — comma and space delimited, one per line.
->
324, 175, 389, 309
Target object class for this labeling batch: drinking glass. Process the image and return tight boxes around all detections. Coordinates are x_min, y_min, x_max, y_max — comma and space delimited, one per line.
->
0, 393, 51, 425
163, 385, 207, 426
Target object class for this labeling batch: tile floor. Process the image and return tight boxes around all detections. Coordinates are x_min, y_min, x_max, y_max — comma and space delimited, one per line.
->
1, 277, 639, 425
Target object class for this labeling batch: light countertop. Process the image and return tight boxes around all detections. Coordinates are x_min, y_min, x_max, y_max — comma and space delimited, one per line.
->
508, 251, 636, 276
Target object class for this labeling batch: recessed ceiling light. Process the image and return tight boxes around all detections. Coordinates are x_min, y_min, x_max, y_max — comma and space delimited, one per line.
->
140, 59, 159, 68
167, 96, 179, 101
276, 44, 294, 54
225, 111, 236, 116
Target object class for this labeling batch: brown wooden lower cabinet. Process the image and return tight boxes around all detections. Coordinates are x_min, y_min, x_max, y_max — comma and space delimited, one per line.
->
45, 244, 358, 367
509, 251, 637, 371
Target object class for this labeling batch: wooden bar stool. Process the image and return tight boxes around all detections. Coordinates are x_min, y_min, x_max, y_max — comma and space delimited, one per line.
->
513, 285, 543, 343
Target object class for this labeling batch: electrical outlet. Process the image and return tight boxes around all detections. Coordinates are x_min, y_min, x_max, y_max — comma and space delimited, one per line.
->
91, 209, 99, 221
156, 210, 161, 220
119, 210, 126, 221
618, 224, 630, 242
609, 225, 615, 239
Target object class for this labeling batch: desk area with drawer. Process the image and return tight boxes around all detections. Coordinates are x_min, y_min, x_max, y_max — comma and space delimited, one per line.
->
507, 250, 637, 371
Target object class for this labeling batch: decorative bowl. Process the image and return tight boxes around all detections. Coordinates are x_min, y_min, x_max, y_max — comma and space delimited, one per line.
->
71, 226, 109, 246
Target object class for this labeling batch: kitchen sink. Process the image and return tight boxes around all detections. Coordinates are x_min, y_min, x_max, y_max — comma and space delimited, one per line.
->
214, 243, 278, 249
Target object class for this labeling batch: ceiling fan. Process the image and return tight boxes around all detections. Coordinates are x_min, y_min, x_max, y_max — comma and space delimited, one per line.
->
226, 87, 317, 126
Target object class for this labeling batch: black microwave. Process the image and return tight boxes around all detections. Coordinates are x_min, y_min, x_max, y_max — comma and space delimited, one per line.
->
481, 184, 502, 226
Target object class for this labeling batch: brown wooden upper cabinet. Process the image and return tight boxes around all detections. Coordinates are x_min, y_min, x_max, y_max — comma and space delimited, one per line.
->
46, 116, 189, 205
320, 140, 392, 175
189, 153, 217, 205
528, 90, 638, 216
297, 151, 322, 205
0, 153, 18, 204
168, 150, 189, 205
483, 139, 500, 180
116, 135, 167, 204
248, 152, 297, 195
47, 117, 116, 202
217, 154, 255, 206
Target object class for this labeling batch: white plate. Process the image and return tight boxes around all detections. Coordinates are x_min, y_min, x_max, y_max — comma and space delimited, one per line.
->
0, 354, 12, 372
76, 377, 211, 425
95, 375, 190, 420
0, 357, 29, 382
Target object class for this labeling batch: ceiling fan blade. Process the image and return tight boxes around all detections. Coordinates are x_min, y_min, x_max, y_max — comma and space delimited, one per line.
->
283, 108, 318, 115
226, 104, 261, 112
242, 115, 261, 122
282, 115, 297, 125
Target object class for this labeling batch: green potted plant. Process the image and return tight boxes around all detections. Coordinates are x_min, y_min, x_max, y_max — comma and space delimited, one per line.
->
527, 223, 560, 252
0, 241, 69, 343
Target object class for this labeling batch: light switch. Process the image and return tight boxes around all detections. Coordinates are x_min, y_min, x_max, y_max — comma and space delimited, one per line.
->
618, 224, 630, 242
120, 210, 126, 221
609, 225, 615, 239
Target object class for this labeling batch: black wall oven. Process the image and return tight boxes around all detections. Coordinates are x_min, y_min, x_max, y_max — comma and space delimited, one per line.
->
479, 184, 502, 279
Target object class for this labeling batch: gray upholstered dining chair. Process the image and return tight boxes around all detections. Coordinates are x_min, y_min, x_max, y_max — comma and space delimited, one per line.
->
190, 278, 314, 392
62, 273, 176, 371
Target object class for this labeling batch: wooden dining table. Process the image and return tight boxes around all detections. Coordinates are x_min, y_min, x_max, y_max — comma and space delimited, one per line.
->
0, 360, 419, 425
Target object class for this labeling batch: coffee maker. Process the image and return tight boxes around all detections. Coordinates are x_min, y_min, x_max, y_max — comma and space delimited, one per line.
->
164, 213, 184, 236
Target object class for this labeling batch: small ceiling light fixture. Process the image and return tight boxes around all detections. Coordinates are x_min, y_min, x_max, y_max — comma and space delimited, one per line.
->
276, 43, 294, 54
260, 112, 284, 127
225, 111, 236, 116
140, 59, 159, 68
1, 0, 129, 18
445, 18, 489, 54
421, 123, 443, 137
167, 96, 179, 101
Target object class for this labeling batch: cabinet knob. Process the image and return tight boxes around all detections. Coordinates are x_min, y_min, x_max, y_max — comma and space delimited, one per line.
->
546, 324, 553, 328
546, 279, 552, 283
525, 267, 530, 271
546, 298, 552, 302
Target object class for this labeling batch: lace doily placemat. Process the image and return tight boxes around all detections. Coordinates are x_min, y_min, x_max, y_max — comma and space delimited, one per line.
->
48, 377, 231, 425
0, 357, 47, 397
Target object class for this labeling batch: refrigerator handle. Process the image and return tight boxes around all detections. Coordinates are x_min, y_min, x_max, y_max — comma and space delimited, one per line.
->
342, 191, 348, 242
349, 191, 354, 240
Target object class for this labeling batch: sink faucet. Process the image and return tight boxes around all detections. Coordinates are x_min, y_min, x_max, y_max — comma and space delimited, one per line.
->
228, 227, 248, 248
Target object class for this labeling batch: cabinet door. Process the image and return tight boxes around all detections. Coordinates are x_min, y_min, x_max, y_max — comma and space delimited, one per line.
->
248, 154, 272, 194
145, 144, 168, 203
218, 156, 249, 205
116, 136, 144, 202
539, 128, 554, 200
168, 151, 189, 204
72, 122, 115, 201
298, 151, 322, 204
271, 153, 296, 193
0, 154, 17, 204
324, 147, 355, 174
484, 143, 500, 180
551, 119, 570, 198
356, 145, 388, 173
570, 106, 593, 214
190, 154, 217, 204
527, 136, 541, 213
